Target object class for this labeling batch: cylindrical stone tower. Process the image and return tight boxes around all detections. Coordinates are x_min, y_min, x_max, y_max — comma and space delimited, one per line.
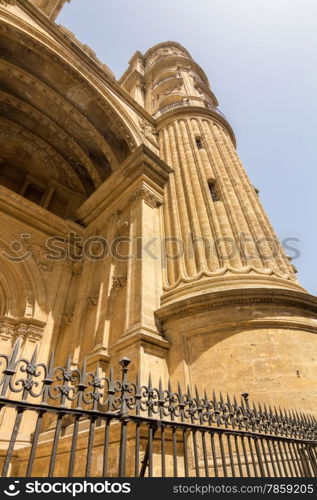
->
123, 42, 317, 413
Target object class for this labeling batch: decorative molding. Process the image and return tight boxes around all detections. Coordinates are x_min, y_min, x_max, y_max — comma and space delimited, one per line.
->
0, 317, 44, 343
156, 288, 317, 323
0, 1, 16, 6
112, 276, 127, 289
106, 210, 121, 225
87, 293, 99, 308
138, 118, 158, 146
128, 187, 162, 208
0, 22, 138, 156
163, 265, 295, 292
163, 84, 183, 96
26, 244, 55, 273
72, 261, 83, 276
115, 221, 129, 238
61, 309, 74, 326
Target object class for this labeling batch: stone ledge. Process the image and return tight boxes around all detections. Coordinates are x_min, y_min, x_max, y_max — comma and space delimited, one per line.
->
156, 287, 317, 323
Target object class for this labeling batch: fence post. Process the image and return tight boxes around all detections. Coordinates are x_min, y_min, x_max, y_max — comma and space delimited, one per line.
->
118, 357, 131, 477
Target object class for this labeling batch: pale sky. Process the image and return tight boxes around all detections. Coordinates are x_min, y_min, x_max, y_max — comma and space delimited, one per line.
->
58, 0, 317, 294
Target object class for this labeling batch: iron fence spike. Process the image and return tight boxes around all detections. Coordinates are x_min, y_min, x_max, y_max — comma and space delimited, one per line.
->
159, 377, 163, 393
30, 345, 38, 363
195, 384, 200, 401
167, 378, 172, 393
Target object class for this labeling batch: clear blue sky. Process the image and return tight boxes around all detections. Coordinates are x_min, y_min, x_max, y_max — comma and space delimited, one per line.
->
58, 0, 317, 295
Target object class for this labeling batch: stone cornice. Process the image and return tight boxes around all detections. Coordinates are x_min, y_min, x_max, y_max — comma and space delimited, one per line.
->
143, 41, 193, 61
109, 329, 170, 354
156, 288, 317, 323
144, 55, 209, 86
156, 106, 236, 147
75, 145, 173, 226
4, 0, 156, 126
0, 315, 46, 343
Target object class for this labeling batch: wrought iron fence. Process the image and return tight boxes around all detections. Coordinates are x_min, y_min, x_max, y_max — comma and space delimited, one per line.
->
0, 339, 316, 477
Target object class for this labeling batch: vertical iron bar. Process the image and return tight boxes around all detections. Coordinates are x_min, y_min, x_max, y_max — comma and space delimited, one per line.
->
85, 417, 96, 477
248, 437, 258, 477
1, 339, 20, 397
267, 439, 278, 477
26, 410, 44, 477
292, 441, 306, 477
48, 413, 64, 477
118, 420, 128, 477
271, 439, 283, 476
281, 440, 295, 477
254, 438, 266, 477
299, 444, 313, 477
241, 436, 251, 477
68, 415, 80, 477
117, 357, 131, 478
277, 439, 289, 477
148, 424, 154, 477
287, 441, 300, 477
139, 426, 157, 477
307, 446, 317, 476
259, 438, 271, 477
227, 434, 236, 477
172, 426, 178, 477
161, 424, 166, 478
210, 432, 219, 478
192, 430, 200, 476
102, 417, 110, 477
218, 433, 227, 477
201, 431, 209, 477
183, 429, 189, 477
135, 422, 140, 478
234, 435, 243, 477
2, 408, 24, 477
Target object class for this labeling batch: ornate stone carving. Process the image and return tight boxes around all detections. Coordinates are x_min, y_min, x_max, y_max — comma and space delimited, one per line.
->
0, 318, 43, 343
61, 310, 74, 327
0, 1, 16, 6
72, 261, 83, 276
0, 322, 15, 341
115, 221, 129, 238
163, 84, 183, 95
27, 245, 55, 273
112, 276, 127, 289
128, 187, 162, 208
138, 118, 158, 145
106, 210, 121, 225
87, 294, 99, 308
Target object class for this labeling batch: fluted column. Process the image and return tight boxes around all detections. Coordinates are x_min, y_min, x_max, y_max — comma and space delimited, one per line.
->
157, 113, 300, 298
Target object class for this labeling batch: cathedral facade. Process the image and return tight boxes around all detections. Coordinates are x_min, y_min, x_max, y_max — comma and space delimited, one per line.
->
0, 0, 316, 467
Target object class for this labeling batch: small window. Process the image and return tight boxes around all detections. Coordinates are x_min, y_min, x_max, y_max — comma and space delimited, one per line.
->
195, 137, 204, 149
208, 179, 218, 202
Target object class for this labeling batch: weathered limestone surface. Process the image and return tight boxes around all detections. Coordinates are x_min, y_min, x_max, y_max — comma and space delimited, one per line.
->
0, 0, 316, 474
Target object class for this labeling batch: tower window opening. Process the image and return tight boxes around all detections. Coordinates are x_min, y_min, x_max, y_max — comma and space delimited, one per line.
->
208, 179, 218, 202
195, 137, 204, 149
